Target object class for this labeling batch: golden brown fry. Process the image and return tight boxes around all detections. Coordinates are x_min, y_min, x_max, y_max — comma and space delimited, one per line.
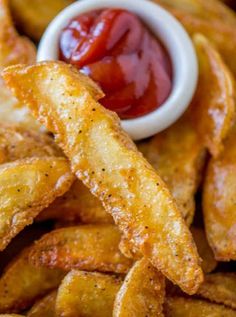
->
190, 34, 235, 157
3, 61, 203, 294
197, 273, 236, 309
0, 0, 35, 68
138, 113, 205, 226
0, 0, 38, 129
164, 296, 236, 317
0, 248, 64, 313
0, 124, 62, 163
0, 157, 74, 251
203, 124, 236, 260
10, 0, 75, 41
27, 291, 56, 317
38, 179, 113, 224
113, 258, 165, 317
55, 270, 121, 317
191, 227, 217, 273
155, 0, 236, 78
29, 224, 132, 273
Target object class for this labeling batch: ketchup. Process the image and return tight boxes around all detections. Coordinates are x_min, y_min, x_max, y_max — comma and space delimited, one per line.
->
59, 9, 172, 119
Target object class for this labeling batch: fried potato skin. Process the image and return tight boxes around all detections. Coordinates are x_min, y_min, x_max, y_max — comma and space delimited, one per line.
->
56, 270, 121, 317
138, 113, 205, 226
113, 258, 165, 317
38, 179, 113, 224
0, 157, 74, 250
197, 273, 236, 309
0, 248, 64, 313
164, 296, 236, 317
9, 0, 75, 41
191, 227, 217, 273
27, 291, 57, 317
203, 125, 236, 260
3, 61, 203, 294
190, 34, 235, 157
0, 124, 62, 163
29, 224, 132, 273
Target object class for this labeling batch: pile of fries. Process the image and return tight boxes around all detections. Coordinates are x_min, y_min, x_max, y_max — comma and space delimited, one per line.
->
0, 0, 236, 316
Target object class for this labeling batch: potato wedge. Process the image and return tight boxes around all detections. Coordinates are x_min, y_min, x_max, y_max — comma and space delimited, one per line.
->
29, 225, 132, 273
164, 296, 236, 317
38, 179, 113, 224
203, 124, 236, 260
56, 270, 121, 317
10, 0, 75, 41
0, 0, 38, 130
197, 273, 236, 309
0, 247, 64, 313
155, 0, 236, 78
0, 0, 35, 69
0, 124, 62, 163
27, 291, 56, 317
0, 315, 25, 317
189, 34, 235, 157
0, 157, 74, 251
191, 227, 217, 273
3, 61, 203, 294
113, 258, 165, 317
138, 112, 205, 226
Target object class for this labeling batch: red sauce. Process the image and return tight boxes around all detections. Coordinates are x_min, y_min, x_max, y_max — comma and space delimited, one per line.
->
59, 9, 172, 119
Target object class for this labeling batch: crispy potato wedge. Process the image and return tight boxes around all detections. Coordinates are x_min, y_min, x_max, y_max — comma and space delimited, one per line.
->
138, 113, 205, 226
27, 291, 56, 317
155, 0, 236, 78
10, 0, 75, 41
56, 270, 121, 317
0, 157, 74, 251
3, 62, 203, 294
29, 224, 132, 273
38, 179, 113, 224
197, 273, 236, 309
191, 227, 217, 273
0, 315, 25, 317
203, 124, 236, 260
0, 124, 62, 163
0, 0, 35, 69
164, 296, 236, 317
113, 258, 165, 317
189, 34, 235, 157
0, 0, 38, 130
0, 248, 64, 313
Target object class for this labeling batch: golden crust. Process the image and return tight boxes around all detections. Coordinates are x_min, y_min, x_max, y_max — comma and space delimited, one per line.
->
113, 258, 165, 317
55, 270, 122, 317
27, 290, 57, 317
0, 157, 74, 251
28, 224, 133, 273
0, 248, 64, 313
3, 61, 203, 294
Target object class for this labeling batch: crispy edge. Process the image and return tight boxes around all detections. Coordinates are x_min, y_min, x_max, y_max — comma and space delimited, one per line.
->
113, 258, 165, 317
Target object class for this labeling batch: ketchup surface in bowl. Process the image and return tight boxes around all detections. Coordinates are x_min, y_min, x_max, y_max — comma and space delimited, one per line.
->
59, 8, 172, 119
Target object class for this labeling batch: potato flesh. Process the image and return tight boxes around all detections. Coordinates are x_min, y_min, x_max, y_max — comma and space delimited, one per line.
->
164, 296, 236, 317
29, 224, 132, 273
0, 157, 74, 250
56, 270, 121, 317
113, 258, 165, 317
0, 248, 64, 313
3, 62, 203, 294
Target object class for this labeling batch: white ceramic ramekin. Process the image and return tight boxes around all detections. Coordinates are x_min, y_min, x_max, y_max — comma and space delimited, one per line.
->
37, 0, 198, 140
